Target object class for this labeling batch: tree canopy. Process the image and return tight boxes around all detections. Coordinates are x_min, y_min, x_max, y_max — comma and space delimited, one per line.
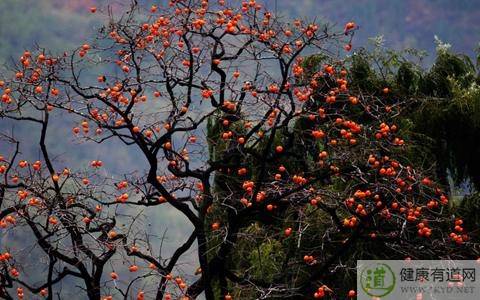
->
0, 1, 478, 300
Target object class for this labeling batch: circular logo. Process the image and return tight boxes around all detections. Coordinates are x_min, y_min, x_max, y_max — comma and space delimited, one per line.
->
360, 262, 396, 297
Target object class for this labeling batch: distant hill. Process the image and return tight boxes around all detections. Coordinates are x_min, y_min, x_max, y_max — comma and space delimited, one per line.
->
0, 0, 478, 65
270, 0, 479, 64
0, 0, 103, 63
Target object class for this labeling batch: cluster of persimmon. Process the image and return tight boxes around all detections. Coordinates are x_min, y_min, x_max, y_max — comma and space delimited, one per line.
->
1, 250, 19, 280
1, 215, 15, 229
0, 80, 12, 104
316, 67, 352, 101
323, 64, 336, 76
1, 50, 61, 107
16, 288, 25, 299
353, 203, 367, 216
376, 122, 397, 139
292, 63, 304, 78
303, 255, 317, 265
290, 174, 306, 185
313, 285, 332, 298
375, 122, 405, 145
241, 180, 255, 194
89, 0, 343, 104
367, 154, 402, 177
0, 251, 12, 264
450, 219, 469, 244
78, 44, 91, 57
221, 130, 235, 140
255, 190, 267, 202
333, 118, 361, 145
17, 189, 29, 200
314, 286, 355, 298
264, 108, 280, 126
310, 195, 322, 206
294, 86, 313, 101
343, 216, 358, 227
115, 192, 130, 203
91, 160, 103, 167
417, 222, 432, 237
311, 129, 325, 139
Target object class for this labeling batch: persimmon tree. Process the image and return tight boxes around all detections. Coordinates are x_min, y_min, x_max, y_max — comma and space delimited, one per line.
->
0, 1, 476, 300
